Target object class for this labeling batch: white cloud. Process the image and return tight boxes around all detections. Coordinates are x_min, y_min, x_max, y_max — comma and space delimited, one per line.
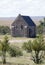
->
0, 0, 45, 17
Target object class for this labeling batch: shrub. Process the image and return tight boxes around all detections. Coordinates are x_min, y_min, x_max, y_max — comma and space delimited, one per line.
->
0, 35, 9, 64
22, 35, 45, 64
0, 26, 10, 35
9, 45, 23, 57
22, 41, 32, 52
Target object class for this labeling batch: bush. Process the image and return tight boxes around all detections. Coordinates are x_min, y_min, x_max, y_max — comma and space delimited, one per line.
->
0, 51, 2, 56
22, 41, 32, 52
9, 45, 23, 57
0, 26, 10, 35
22, 35, 45, 64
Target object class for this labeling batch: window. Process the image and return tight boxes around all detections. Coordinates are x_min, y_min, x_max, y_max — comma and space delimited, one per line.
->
24, 26, 27, 28
15, 25, 18, 28
21, 25, 23, 30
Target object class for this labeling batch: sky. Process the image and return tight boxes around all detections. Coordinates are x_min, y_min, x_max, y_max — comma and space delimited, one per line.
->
0, 0, 45, 17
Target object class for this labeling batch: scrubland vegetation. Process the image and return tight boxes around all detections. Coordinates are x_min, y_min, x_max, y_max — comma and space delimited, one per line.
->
0, 34, 45, 65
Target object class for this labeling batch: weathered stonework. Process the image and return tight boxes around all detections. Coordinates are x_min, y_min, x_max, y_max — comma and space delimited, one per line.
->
11, 14, 36, 38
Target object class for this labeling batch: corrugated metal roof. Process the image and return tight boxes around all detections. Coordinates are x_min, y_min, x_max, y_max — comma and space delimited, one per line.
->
22, 15, 36, 26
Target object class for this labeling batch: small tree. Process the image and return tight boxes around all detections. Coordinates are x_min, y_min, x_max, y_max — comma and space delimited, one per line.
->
1, 35, 9, 64
22, 35, 45, 64
32, 35, 45, 63
38, 18, 45, 35
38, 21, 43, 35
0, 35, 23, 64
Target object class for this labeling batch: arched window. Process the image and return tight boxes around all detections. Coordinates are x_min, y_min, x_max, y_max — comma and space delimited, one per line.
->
21, 25, 23, 30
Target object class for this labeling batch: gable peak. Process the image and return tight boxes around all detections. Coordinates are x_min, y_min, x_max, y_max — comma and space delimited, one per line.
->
18, 14, 21, 16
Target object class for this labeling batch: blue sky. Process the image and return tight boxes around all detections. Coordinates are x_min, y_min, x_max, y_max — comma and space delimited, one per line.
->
0, 0, 45, 17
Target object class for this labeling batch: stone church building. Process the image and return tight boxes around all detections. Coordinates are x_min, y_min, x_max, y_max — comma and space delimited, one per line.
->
11, 14, 36, 37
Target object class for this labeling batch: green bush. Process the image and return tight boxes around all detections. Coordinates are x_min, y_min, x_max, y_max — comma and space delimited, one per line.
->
0, 26, 10, 35
22, 35, 45, 64
9, 45, 23, 57
22, 41, 32, 52
16, 49, 23, 56
0, 51, 2, 56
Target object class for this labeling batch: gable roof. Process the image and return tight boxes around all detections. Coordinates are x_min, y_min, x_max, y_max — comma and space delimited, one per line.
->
22, 15, 36, 26
11, 14, 36, 26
